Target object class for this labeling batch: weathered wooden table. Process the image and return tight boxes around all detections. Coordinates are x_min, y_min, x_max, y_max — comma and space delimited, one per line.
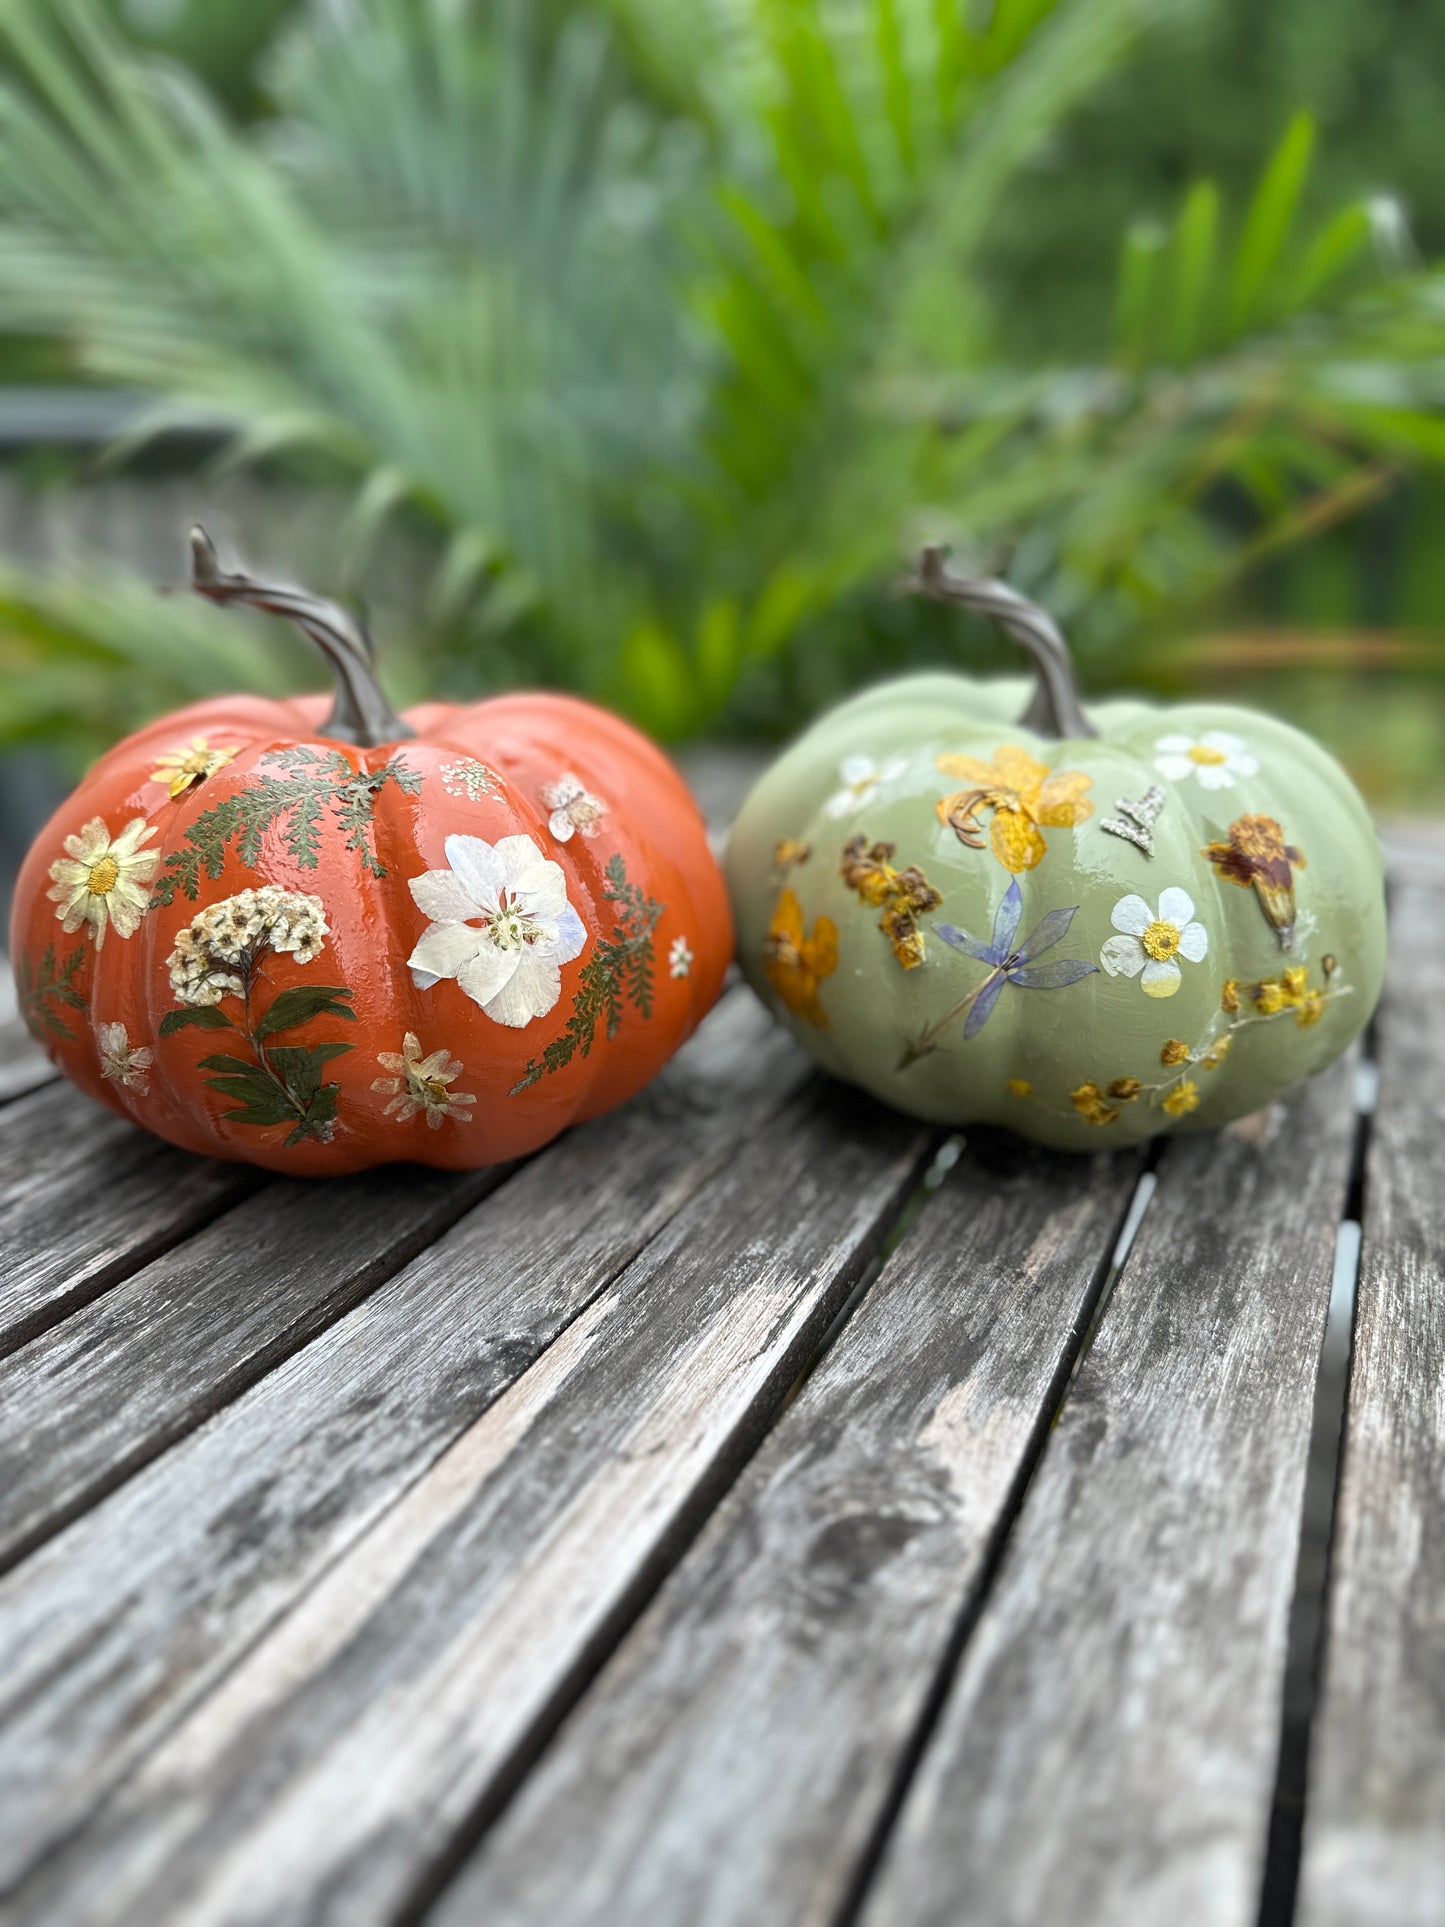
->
0, 821, 1440, 1927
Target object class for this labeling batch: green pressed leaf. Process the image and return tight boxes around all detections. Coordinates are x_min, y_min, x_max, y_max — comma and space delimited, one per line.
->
196, 1053, 265, 1075
255, 985, 356, 1039
159, 1006, 234, 1035
267, 1041, 353, 1105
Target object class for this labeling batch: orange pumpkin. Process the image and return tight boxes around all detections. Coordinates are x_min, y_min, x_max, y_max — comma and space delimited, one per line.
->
9, 530, 732, 1174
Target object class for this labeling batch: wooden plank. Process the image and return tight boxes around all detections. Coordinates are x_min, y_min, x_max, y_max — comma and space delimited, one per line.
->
11, 1085, 931, 1925
0, 991, 811, 1890
1297, 881, 1445, 1927
856, 1056, 1357, 1927
439, 1135, 1145, 1927
0, 1081, 255, 1356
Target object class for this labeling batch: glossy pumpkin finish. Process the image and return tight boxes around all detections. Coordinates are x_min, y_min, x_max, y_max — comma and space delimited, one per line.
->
10, 533, 731, 1174
726, 549, 1385, 1150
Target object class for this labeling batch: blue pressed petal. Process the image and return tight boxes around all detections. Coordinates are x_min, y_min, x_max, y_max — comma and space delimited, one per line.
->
1008, 958, 1099, 989
990, 878, 1024, 959
937, 923, 1000, 964
1014, 901, 1079, 963
963, 970, 1009, 1040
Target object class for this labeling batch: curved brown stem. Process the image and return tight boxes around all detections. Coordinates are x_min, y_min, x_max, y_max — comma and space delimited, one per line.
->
189, 526, 412, 748
908, 544, 1098, 741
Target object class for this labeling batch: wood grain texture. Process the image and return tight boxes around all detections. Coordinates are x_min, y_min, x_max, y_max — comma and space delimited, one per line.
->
0, 1157, 506, 1574
0, 1081, 254, 1355
1298, 881, 1445, 1927
861, 1057, 1358, 1927
12, 1084, 930, 1926
437, 1134, 1144, 1927
0, 993, 808, 1892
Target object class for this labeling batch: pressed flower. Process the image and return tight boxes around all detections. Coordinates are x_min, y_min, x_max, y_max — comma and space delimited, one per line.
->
1253, 979, 1288, 1015
934, 744, 1094, 873
97, 1021, 153, 1094
1100, 887, 1209, 999
906, 878, 1097, 1060
1071, 1081, 1120, 1126
823, 754, 909, 820
668, 935, 694, 979
1220, 978, 1240, 1013
1006, 1077, 1033, 1099
1282, 966, 1310, 1002
408, 833, 588, 1028
439, 758, 500, 802
764, 889, 837, 1029
149, 736, 237, 800
46, 816, 159, 950
1296, 990, 1327, 1027
372, 1032, 477, 1129
1153, 730, 1258, 791
1107, 1077, 1144, 1102
1160, 1038, 1191, 1065
540, 772, 607, 842
167, 885, 329, 1005
840, 835, 942, 969
773, 838, 811, 874
1162, 1080, 1201, 1117
1200, 1033, 1233, 1069
1202, 814, 1306, 949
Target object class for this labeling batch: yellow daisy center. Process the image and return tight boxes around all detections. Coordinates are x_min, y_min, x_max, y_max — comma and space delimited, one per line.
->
87, 854, 121, 896
1142, 918, 1181, 962
1186, 743, 1226, 766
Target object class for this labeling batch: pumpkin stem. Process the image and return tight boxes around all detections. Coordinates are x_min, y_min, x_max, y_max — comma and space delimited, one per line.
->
909, 545, 1098, 741
188, 526, 413, 748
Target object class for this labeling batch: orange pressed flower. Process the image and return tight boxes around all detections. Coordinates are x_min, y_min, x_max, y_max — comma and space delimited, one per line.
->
764, 889, 838, 1029
839, 835, 942, 969
1201, 814, 1306, 948
935, 744, 1094, 873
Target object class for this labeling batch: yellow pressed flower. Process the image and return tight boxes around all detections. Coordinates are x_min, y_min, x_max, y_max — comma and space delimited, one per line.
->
840, 835, 942, 969
1106, 1077, 1143, 1103
1281, 966, 1310, 1004
1006, 1077, 1033, 1099
1200, 1032, 1233, 1070
773, 838, 811, 875
1296, 991, 1327, 1027
1220, 979, 1240, 1013
1162, 1080, 1201, 1117
45, 816, 159, 950
149, 736, 237, 800
1253, 979, 1287, 1015
1071, 1080, 1120, 1126
764, 889, 838, 1029
934, 744, 1094, 873
1160, 1038, 1190, 1066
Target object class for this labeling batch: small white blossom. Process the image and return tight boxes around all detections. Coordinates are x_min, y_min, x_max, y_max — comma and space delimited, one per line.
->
540, 772, 608, 842
668, 936, 694, 979
439, 758, 500, 802
166, 886, 328, 1006
46, 817, 159, 950
1153, 731, 1258, 791
372, 1032, 477, 1129
97, 1021, 154, 1094
407, 833, 587, 1028
823, 754, 909, 820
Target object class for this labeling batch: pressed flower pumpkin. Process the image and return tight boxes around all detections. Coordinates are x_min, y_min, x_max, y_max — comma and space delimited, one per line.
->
726, 546, 1386, 1150
10, 530, 731, 1174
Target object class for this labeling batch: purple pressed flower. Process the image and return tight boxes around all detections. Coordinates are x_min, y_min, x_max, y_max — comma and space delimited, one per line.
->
896, 878, 1096, 1066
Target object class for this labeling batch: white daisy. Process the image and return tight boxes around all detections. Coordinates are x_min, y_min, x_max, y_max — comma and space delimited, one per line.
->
1153, 730, 1258, 791
540, 772, 607, 842
1100, 887, 1209, 999
823, 753, 909, 820
46, 817, 159, 950
669, 936, 694, 979
407, 833, 588, 1028
96, 1022, 153, 1094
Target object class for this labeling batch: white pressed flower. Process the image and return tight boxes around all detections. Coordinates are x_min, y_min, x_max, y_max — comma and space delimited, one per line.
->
407, 833, 587, 1028
439, 758, 500, 801
96, 1021, 154, 1094
1100, 887, 1209, 999
822, 753, 909, 819
46, 816, 159, 950
1153, 730, 1258, 791
166, 886, 328, 1006
668, 935, 694, 979
372, 1032, 477, 1129
540, 772, 607, 842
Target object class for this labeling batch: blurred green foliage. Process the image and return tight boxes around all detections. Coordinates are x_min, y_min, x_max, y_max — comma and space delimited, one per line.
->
0, 0, 1441, 803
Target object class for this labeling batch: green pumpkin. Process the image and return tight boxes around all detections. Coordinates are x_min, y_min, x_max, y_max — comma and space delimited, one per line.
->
726, 549, 1386, 1149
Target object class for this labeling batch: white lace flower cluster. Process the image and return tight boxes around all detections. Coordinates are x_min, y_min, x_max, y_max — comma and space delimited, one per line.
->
167, 885, 328, 1006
